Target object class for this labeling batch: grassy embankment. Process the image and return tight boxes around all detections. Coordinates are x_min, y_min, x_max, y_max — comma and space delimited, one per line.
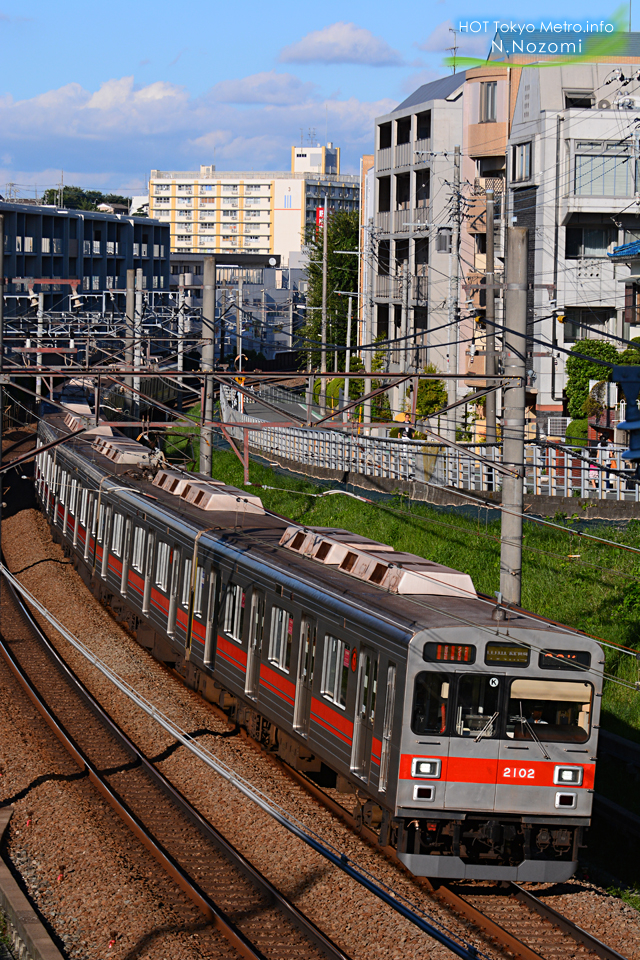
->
165, 407, 640, 741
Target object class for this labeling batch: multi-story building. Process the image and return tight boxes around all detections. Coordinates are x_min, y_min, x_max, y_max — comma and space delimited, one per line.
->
149, 146, 359, 265
369, 75, 466, 387
0, 200, 170, 314
370, 42, 640, 427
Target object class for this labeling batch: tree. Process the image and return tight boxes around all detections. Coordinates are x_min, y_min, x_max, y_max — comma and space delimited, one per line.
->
565, 339, 617, 419
41, 185, 131, 211
408, 364, 448, 420
300, 210, 359, 369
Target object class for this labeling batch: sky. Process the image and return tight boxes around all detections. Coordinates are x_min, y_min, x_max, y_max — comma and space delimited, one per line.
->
0, 0, 631, 195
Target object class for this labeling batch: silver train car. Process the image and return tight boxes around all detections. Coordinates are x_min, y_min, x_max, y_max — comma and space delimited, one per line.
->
33, 413, 603, 881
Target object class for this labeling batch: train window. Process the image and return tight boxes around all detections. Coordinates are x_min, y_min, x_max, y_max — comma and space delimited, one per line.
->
246, 591, 265, 698
69, 478, 78, 516
80, 487, 89, 526
97, 503, 107, 543
111, 513, 124, 556
424, 642, 476, 664
321, 635, 350, 709
156, 541, 171, 590
269, 606, 293, 671
411, 672, 451, 735
379, 663, 397, 793
182, 558, 192, 607
507, 678, 593, 743
485, 642, 530, 667
204, 571, 220, 664
132, 527, 145, 572
455, 675, 501, 737
224, 583, 245, 642
194, 565, 205, 616
539, 650, 591, 671
59, 471, 68, 505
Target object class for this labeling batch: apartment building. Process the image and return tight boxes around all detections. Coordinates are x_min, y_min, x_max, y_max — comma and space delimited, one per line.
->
0, 200, 170, 314
149, 145, 359, 266
370, 44, 640, 422
369, 74, 466, 386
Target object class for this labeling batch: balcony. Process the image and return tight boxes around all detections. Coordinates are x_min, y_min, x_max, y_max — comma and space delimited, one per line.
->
395, 142, 412, 167
375, 275, 401, 297
376, 211, 391, 232
394, 207, 413, 232
376, 147, 392, 172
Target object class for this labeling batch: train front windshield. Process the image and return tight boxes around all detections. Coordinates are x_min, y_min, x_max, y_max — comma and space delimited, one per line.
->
411, 672, 593, 743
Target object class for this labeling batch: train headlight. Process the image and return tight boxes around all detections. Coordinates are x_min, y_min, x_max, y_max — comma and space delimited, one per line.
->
553, 765, 583, 786
412, 758, 441, 779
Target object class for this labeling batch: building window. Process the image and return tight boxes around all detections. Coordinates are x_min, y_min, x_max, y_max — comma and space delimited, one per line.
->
480, 81, 497, 122
436, 228, 452, 254
565, 92, 594, 109
566, 226, 616, 258
176, 235, 192, 242
52, 238, 62, 254
575, 153, 633, 196
155, 184, 170, 192
92, 276, 100, 290
321, 635, 350, 709
512, 142, 531, 182
416, 110, 431, 141
563, 308, 611, 342
24, 237, 34, 253
268, 606, 293, 672
378, 121, 392, 150
42, 237, 51, 254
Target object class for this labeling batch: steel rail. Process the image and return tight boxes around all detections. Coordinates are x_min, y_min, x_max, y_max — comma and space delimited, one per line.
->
277, 763, 626, 960
0, 565, 351, 960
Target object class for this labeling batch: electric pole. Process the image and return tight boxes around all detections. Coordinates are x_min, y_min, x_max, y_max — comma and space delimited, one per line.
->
200, 257, 216, 476
319, 195, 328, 412
36, 293, 44, 402
177, 273, 185, 413
134, 267, 143, 420
500, 226, 528, 606
125, 269, 135, 421
485, 188, 497, 443
446, 145, 461, 442
0, 214, 4, 573
363, 218, 373, 428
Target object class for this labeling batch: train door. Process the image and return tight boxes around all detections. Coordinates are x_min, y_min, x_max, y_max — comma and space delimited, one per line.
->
443, 672, 501, 810
350, 646, 378, 781
293, 616, 316, 736
245, 590, 264, 699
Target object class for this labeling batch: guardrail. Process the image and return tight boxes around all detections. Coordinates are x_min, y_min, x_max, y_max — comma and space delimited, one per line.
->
220, 387, 639, 501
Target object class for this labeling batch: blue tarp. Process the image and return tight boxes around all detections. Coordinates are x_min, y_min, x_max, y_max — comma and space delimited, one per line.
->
607, 240, 640, 259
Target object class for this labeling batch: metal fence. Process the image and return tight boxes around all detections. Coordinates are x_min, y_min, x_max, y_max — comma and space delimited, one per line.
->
220, 387, 639, 501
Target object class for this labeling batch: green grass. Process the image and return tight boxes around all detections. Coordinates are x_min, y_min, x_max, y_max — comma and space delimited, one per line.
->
164, 411, 640, 739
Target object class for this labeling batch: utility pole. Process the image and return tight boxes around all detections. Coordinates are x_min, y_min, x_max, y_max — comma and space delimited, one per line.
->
200, 257, 216, 476
177, 273, 185, 413
363, 218, 374, 428
237, 278, 244, 367
319, 195, 328, 412
125, 269, 135, 421
36, 293, 44, 402
134, 267, 143, 420
401, 259, 409, 374
446, 145, 461, 442
485, 188, 497, 443
0, 214, 4, 573
500, 226, 528, 607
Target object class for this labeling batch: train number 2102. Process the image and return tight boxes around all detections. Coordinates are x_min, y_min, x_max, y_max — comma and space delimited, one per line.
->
502, 767, 535, 779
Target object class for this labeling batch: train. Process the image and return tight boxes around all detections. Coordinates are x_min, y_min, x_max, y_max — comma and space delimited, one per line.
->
33, 409, 603, 881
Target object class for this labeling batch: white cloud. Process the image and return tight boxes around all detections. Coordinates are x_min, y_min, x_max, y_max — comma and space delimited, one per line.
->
212, 71, 318, 105
419, 20, 488, 58
279, 22, 403, 66
0, 76, 395, 188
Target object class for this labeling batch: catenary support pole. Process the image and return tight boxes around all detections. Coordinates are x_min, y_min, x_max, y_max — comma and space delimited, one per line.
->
134, 267, 143, 420
0, 214, 4, 573
125, 269, 135, 420
200, 257, 216, 475
363, 218, 373, 429
485, 189, 497, 444
319, 195, 328, 412
177, 273, 185, 413
446, 145, 461, 442
500, 226, 528, 606
36, 293, 44, 401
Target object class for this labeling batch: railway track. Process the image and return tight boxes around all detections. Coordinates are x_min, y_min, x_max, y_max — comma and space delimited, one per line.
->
0, 565, 352, 960
280, 765, 630, 960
